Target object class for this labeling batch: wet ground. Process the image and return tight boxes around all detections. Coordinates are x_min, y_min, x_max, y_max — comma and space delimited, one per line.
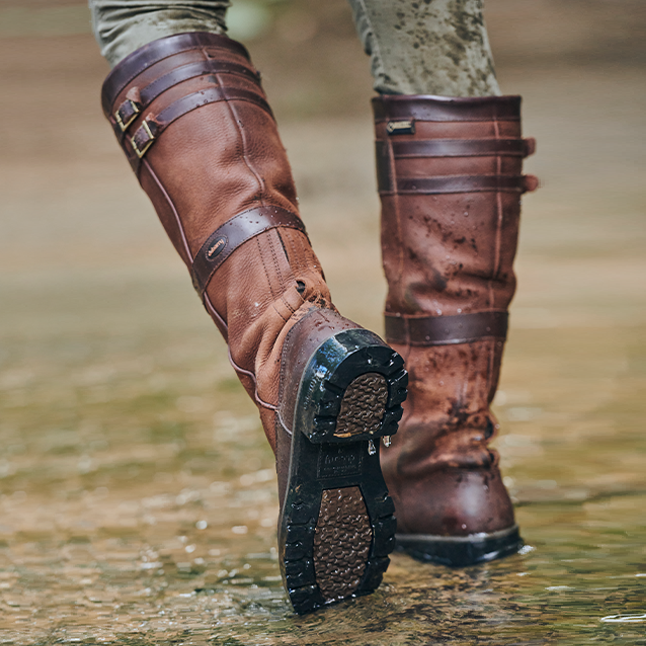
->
1, 2, 645, 644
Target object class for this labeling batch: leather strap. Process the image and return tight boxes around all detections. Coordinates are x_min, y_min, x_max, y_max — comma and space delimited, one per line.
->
112, 59, 261, 137
375, 140, 394, 193
385, 311, 508, 346
191, 206, 307, 295
126, 86, 273, 171
388, 138, 536, 158
102, 32, 251, 116
372, 95, 521, 123
375, 139, 537, 192
378, 173, 538, 195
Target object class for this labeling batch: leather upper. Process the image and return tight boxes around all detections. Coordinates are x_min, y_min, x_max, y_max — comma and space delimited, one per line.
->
373, 94, 535, 536
102, 33, 335, 451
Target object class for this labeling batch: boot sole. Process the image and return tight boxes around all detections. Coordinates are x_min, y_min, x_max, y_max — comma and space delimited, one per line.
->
395, 524, 523, 567
278, 330, 407, 614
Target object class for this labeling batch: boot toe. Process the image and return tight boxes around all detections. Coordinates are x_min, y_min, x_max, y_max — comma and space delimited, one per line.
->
392, 467, 522, 567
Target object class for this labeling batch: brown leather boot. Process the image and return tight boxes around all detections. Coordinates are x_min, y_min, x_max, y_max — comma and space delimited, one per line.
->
372, 95, 537, 566
102, 33, 407, 612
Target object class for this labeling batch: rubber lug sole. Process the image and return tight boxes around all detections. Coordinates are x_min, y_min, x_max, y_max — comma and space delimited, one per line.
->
279, 330, 407, 614
395, 524, 523, 567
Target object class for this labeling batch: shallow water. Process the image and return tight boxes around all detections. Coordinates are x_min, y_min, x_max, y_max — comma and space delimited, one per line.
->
1, 277, 644, 644
1, 9, 646, 645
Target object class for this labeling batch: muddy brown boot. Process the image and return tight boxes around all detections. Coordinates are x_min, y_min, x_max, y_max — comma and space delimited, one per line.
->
373, 94, 537, 566
102, 32, 407, 612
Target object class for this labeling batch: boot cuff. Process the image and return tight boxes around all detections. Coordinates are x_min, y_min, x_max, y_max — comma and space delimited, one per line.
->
372, 94, 522, 123
101, 32, 250, 117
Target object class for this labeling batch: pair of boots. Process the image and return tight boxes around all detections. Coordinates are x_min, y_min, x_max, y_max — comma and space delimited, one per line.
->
102, 33, 536, 613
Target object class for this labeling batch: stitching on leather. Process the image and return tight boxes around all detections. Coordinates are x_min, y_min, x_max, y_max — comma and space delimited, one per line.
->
391, 139, 528, 158
490, 116, 504, 396
280, 291, 298, 318
227, 346, 277, 411
282, 227, 300, 274
275, 228, 291, 266
255, 235, 277, 301
203, 292, 229, 336
141, 158, 192, 263
269, 228, 292, 295
295, 231, 309, 275
389, 132, 405, 306
220, 78, 267, 206
272, 306, 291, 324
277, 307, 318, 432
285, 228, 298, 272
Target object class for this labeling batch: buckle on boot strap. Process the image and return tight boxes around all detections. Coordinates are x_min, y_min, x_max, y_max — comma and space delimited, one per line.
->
125, 87, 273, 168
113, 61, 262, 138
131, 120, 155, 158
115, 98, 141, 131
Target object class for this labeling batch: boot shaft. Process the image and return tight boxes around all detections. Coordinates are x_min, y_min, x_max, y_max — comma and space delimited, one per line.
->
373, 94, 537, 470
102, 32, 300, 267
373, 95, 536, 320
373, 96, 535, 551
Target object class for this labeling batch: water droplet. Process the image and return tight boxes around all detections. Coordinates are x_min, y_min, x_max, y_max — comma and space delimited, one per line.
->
601, 614, 646, 623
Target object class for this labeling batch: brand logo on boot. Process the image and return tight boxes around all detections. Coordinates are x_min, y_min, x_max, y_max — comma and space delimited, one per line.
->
317, 444, 363, 479
206, 236, 227, 261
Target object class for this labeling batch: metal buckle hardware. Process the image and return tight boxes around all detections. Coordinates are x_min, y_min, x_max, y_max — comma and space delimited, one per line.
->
114, 99, 140, 132
386, 120, 415, 136
130, 120, 155, 159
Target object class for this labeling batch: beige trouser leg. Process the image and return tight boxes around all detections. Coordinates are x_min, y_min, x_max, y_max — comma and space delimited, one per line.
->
347, 0, 500, 96
89, 0, 499, 97
89, 0, 229, 66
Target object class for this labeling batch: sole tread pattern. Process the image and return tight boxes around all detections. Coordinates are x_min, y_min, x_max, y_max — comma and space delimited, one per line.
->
279, 332, 407, 614
334, 374, 388, 438
312, 486, 372, 601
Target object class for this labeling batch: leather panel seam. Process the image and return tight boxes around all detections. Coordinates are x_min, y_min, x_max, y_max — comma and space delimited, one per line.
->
385, 311, 509, 346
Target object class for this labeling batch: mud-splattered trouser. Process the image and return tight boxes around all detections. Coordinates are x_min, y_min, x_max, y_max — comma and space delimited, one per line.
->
89, 0, 500, 97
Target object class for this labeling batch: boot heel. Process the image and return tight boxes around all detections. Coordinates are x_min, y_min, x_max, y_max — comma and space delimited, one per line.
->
296, 329, 407, 444
279, 328, 407, 614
